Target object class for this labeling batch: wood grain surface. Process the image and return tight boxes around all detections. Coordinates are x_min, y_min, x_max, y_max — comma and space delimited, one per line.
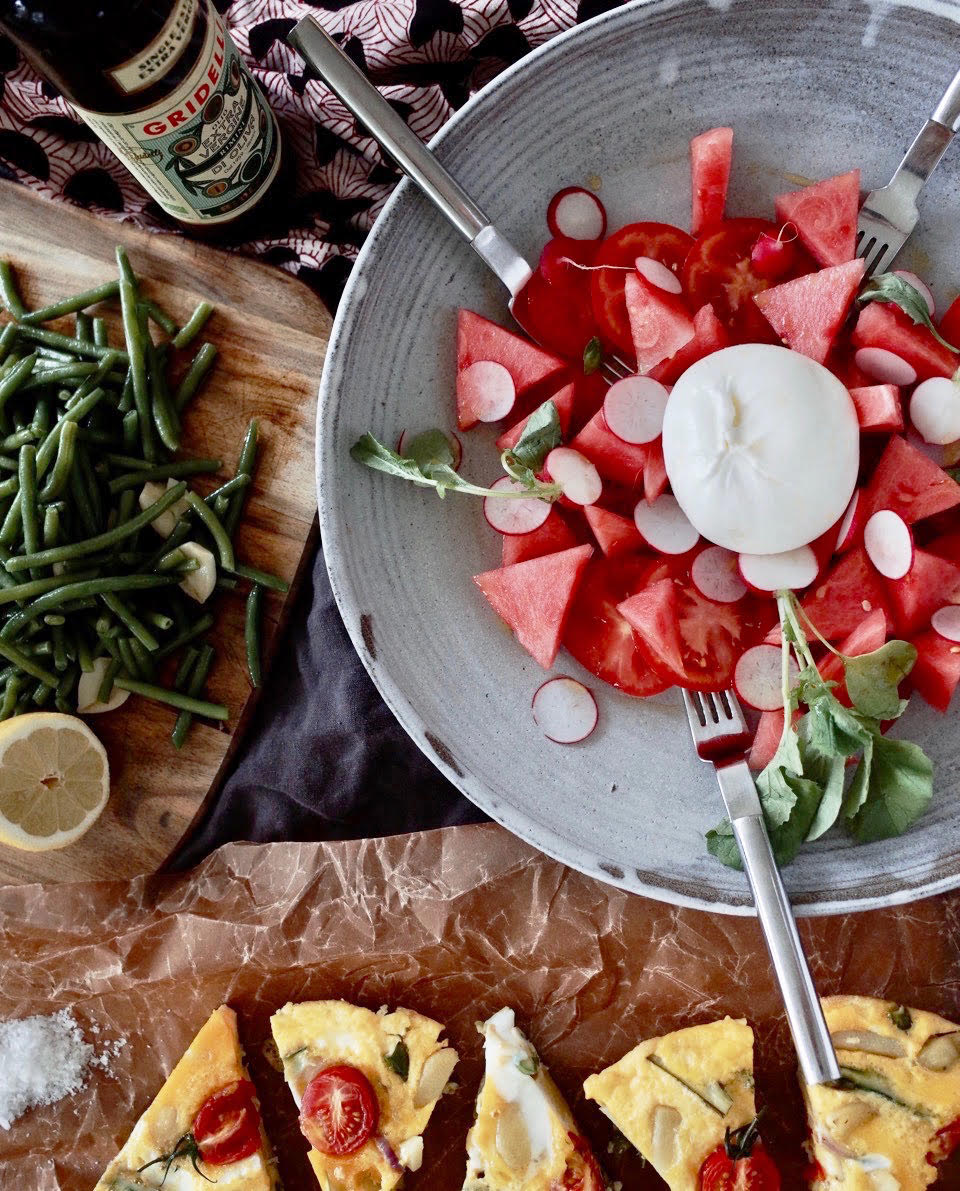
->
0, 181, 329, 885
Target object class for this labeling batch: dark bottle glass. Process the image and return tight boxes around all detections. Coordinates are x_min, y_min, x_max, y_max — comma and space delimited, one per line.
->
0, 0, 284, 230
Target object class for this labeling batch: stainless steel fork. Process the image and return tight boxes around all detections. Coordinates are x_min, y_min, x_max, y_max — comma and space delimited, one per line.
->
857, 65, 960, 277
683, 687, 840, 1087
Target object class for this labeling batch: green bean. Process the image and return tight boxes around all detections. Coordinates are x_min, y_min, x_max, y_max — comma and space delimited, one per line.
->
215, 576, 238, 591
115, 673, 227, 719
147, 340, 179, 452
68, 451, 99, 537
32, 680, 52, 706
230, 562, 289, 593
14, 323, 127, 364
0, 576, 173, 639
156, 547, 189, 572
0, 636, 57, 684
0, 323, 17, 364
174, 645, 200, 689
0, 353, 38, 417
23, 361, 115, 390
31, 397, 51, 438
118, 370, 134, 414
183, 490, 234, 571
144, 611, 174, 632
122, 410, 139, 453
42, 504, 60, 548
38, 420, 77, 503
129, 637, 154, 679
221, 420, 257, 536
93, 318, 108, 349
76, 442, 103, 528
153, 613, 214, 661
5, 481, 187, 571
43, 613, 65, 626
76, 632, 94, 673
112, 490, 136, 555
58, 351, 120, 404
96, 656, 120, 703
75, 313, 92, 343
139, 298, 178, 337
0, 455, 16, 472
0, 262, 25, 317
0, 674, 21, 719
116, 635, 142, 679
21, 280, 120, 325
52, 624, 68, 672
55, 664, 79, 711
36, 346, 74, 363
171, 642, 215, 748
108, 457, 220, 494
116, 246, 155, 460
245, 585, 262, 687
0, 428, 35, 451
213, 495, 229, 518
205, 473, 250, 506
18, 445, 40, 569
174, 341, 217, 411
172, 301, 213, 350
100, 590, 158, 651
0, 571, 98, 607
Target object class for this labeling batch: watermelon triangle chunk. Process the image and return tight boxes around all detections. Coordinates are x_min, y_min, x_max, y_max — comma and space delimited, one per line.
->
643, 437, 668, 503
583, 505, 644, 558
473, 544, 593, 668
851, 302, 958, 382
650, 303, 730, 384
861, 434, 960, 525
690, 126, 733, 236
908, 629, 960, 712
617, 578, 685, 677
774, 169, 860, 267
800, 547, 889, 640
625, 273, 695, 373
457, 310, 566, 430
753, 258, 865, 364
883, 549, 960, 635
848, 384, 903, 432
501, 509, 579, 566
570, 410, 648, 490
495, 383, 576, 451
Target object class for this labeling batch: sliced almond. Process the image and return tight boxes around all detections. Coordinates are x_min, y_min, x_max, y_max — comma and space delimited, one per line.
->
650, 1104, 681, 1169
413, 1046, 459, 1108
495, 1100, 531, 1172
825, 1100, 877, 1141
917, 1031, 960, 1072
831, 1029, 906, 1058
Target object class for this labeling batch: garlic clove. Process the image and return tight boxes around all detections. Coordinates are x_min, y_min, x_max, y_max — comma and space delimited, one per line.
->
824, 1100, 877, 1142
917, 1031, 960, 1072
495, 1100, 531, 1172
76, 657, 129, 714
178, 541, 217, 603
830, 1029, 906, 1058
650, 1104, 681, 1169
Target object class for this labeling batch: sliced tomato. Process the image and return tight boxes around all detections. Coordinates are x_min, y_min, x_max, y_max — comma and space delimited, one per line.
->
698, 1124, 781, 1191
590, 222, 694, 354
552, 1132, 606, 1191
929, 1115, 960, 1164
514, 237, 600, 361
682, 217, 814, 342
562, 555, 671, 696
300, 1065, 379, 1157
193, 1080, 261, 1166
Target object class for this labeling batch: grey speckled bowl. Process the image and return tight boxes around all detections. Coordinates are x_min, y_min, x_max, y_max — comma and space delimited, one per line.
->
318, 0, 960, 915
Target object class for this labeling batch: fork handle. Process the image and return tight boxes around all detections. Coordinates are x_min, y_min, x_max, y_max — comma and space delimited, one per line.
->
932, 65, 960, 132
729, 810, 841, 1086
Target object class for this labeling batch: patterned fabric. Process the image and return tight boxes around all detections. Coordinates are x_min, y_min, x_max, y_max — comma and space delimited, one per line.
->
0, 0, 613, 309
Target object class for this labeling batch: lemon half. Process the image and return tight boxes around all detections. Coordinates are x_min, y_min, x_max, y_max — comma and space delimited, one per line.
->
0, 713, 109, 851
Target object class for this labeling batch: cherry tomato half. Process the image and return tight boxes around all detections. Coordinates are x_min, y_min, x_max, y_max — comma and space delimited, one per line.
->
551, 1132, 606, 1190
699, 1138, 781, 1190
193, 1079, 261, 1166
300, 1064, 379, 1157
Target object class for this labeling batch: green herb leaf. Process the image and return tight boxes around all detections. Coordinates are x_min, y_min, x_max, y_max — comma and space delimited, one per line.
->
843, 733, 874, 820
706, 818, 742, 870
384, 1039, 410, 1080
858, 273, 959, 352
516, 1054, 540, 1076
843, 640, 917, 721
847, 735, 933, 842
889, 1004, 913, 1031
804, 750, 846, 841
403, 429, 456, 471
501, 399, 562, 486
766, 772, 823, 866
582, 336, 602, 375
802, 684, 873, 758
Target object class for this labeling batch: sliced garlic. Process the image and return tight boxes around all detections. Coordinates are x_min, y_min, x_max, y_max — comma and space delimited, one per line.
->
178, 541, 217, 603
413, 1046, 458, 1109
650, 1104, 681, 1170
396, 1136, 423, 1171
866, 1169, 900, 1190
824, 1100, 877, 1141
496, 1100, 531, 1172
76, 657, 130, 714
140, 478, 189, 538
831, 1029, 906, 1058
917, 1031, 960, 1072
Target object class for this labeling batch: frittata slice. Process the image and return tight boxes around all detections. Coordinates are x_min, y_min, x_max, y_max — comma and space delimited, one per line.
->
271, 999, 458, 1191
94, 1004, 279, 1190
804, 995, 960, 1190
582, 1017, 757, 1190
462, 1007, 604, 1191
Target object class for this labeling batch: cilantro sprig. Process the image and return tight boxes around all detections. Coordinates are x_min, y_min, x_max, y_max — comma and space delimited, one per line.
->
858, 273, 959, 352
350, 399, 563, 502
707, 591, 933, 868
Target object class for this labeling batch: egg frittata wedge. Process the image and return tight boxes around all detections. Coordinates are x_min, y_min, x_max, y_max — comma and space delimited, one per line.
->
462, 1007, 605, 1191
582, 1017, 759, 1190
271, 999, 458, 1191
804, 995, 960, 1190
94, 1004, 279, 1191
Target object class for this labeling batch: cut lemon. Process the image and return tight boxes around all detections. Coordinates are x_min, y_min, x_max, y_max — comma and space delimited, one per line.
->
0, 712, 109, 851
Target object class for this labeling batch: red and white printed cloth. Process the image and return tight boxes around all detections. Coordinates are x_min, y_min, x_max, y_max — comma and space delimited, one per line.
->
0, 0, 602, 308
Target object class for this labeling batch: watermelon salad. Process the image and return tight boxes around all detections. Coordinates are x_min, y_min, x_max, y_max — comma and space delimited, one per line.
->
352, 126, 960, 867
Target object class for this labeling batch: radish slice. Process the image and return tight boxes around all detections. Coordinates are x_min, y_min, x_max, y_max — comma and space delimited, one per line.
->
738, 545, 818, 592
691, 545, 747, 603
910, 376, 960, 445
864, 509, 914, 580
532, 676, 598, 743
459, 361, 516, 423
546, 187, 607, 241
545, 447, 602, 506
483, 476, 552, 535
894, 269, 935, 316
835, 490, 862, 554
854, 347, 918, 387
396, 429, 463, 470
634, 256, 683, 295
735, 644, 798, 711
931, 605, 960, 642
633, 495, 700, 555
602, 376, 670, 445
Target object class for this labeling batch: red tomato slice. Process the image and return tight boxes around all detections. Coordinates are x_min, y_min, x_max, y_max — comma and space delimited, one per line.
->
513, 237, 599, 360
590, 222, 694, 354
193, 1080, 261, 1166
562, 555, 672, 697
300, 1065, 379, 1157
551, 1132, 606, 1190
699, 1141, 781, 1190
682, 217, 813, 343
929, 1115, 960, 1165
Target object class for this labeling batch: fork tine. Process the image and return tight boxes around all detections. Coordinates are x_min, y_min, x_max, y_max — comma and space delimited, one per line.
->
681, 688, 706, 730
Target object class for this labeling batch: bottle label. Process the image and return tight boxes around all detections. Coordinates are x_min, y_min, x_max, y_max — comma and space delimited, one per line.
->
73, 4, 280, 225
110, 0, 199, 94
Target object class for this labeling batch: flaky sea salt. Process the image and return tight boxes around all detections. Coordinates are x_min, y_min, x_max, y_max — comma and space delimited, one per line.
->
0, 1008, 124, 1129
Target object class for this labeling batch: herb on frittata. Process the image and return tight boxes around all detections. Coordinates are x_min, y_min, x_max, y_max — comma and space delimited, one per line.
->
515, 1055, 539, 1076
889, 1004, 913, 1031
384, 1039, 410, 1081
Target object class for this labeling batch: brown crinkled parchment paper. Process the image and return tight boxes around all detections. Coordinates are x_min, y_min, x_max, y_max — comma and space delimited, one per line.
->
2, 822, 960, 1190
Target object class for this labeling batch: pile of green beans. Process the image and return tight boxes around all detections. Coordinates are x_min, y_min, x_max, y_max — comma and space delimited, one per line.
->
0, 250, 287, 746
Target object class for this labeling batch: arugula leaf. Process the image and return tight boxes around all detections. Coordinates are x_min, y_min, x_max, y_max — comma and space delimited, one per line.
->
802, 684, 873, 758
403, 429, 456, 470
843, 640, 916, 721
843, 733, 873, 820
803, 748, 846, 841
583, 336, 602, 375
847, 735, 933, 842
705, 819, 742, 870
501, 399, 562, 487
858, 273, 959, 352
706, 769, 822, 869
769, 773, 823, 865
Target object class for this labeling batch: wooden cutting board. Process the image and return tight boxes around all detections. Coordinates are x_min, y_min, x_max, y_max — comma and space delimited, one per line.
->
0, 182, 329, 885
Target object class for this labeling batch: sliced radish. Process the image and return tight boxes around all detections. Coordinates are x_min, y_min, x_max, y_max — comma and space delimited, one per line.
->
602, 376, 669, 446
750, 230, 797, 280
864, 509, 914, 580
854, 346, 918, 387
546, 187, 607, 241
633, 495, 700, 555
396, 428, 463, 470
532, 676, 599, 743
544, 447, 602, 506
458, 361, 516, 423
483, 476, 552, 535
910, 375, 960, 446
931, 605, 960, 642
735, 644, 798, 712
835, 490, 862, 554
634, 256, 683, 295
738, 545, 818, 592
894, 269, 935, 317
691, 545, 747, 603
